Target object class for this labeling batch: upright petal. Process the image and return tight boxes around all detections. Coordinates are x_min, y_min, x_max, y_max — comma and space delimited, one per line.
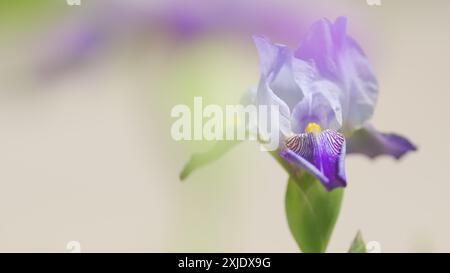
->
254, 36, 305, 137
256, 80, 292, 137
254, 35, 289, 79
291, 81, 343, 134
289, 57, 344, 134
281, 130, 346, 191
347, 124, 417, 159
254, 35, 304, 111
295, 17, 378, 131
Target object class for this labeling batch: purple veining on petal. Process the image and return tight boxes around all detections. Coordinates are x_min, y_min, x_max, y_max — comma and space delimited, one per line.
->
347, 124, 417, 159
252, 16, 416, 190
282, 129, 346, 191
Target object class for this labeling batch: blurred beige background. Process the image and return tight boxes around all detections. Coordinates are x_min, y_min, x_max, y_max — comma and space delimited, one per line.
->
0, 0, 448, 252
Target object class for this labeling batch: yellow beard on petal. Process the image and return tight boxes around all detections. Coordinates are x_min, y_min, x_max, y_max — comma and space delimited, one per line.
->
305, 122, 322, 134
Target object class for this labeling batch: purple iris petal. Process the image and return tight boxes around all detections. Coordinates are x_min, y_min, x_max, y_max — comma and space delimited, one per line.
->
254, 35, 303, 111
281, 130, 346, 191
251, 17, 416, 191
253, 35, 305, 136
295, 17, 378, 131
291, 89, 342, 134
347, 125, 417, 159
253, 35, 344, 137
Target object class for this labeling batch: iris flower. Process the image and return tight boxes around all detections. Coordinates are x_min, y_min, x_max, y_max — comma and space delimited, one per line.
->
249, 16, 416, 191
181, 17, 416, 192
180, 16, 416, 253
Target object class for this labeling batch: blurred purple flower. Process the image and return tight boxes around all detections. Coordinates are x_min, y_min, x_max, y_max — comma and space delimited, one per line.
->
38, 0, 311, 78
250, 17, 416, 191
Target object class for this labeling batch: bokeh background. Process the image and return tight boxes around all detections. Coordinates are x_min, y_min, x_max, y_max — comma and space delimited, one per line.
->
0, 0, 448, 252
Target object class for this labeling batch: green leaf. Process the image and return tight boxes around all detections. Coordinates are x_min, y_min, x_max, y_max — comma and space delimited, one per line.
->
348, 231, 366, 253
180, 141, 240, 180
285, 173, 344, 253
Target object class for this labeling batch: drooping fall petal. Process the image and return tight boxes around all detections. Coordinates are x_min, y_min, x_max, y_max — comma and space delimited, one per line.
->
347, 124, 417, 159
281, 129, 346, 191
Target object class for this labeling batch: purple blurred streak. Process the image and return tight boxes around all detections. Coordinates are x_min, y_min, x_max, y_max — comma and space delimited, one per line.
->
36, 0, 313, 79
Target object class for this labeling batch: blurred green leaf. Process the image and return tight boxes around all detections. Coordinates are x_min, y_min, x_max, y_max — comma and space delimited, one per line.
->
180, 141, 240, 180
0, 0, 55, 25
285, 173, 344, 253
348, 231, 366, 253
